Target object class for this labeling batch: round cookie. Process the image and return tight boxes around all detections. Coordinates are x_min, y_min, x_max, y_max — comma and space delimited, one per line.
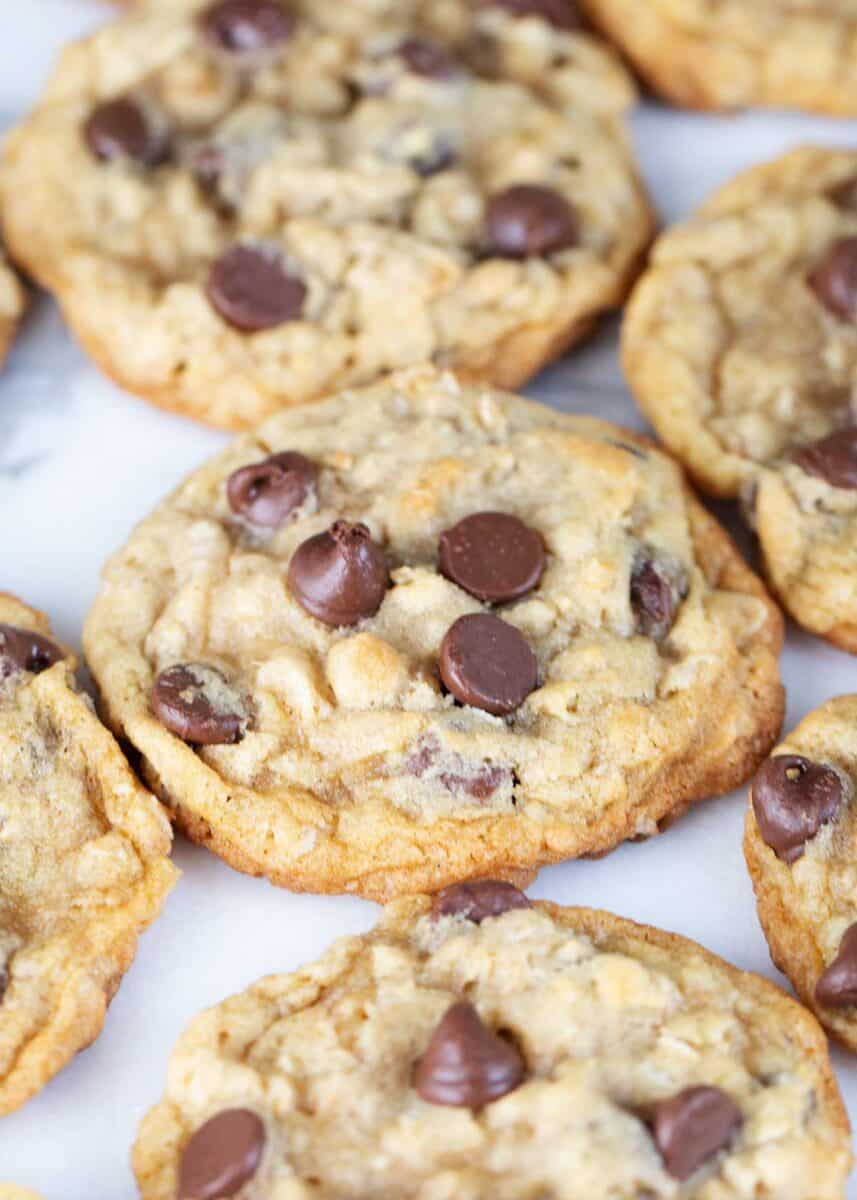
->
83, 368, 784, 900
745, 696, 857, 1054
132, 886, 852, 1198
623, 147, 857, 653
0, 247, 25, 370
0, 594, 177, 1115
575, 0, 857, 116
0, 0, 650, 431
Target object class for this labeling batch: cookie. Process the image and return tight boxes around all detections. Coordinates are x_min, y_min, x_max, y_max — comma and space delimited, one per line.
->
0, 247, 25, 369
575, 0, 857, 116
0, 594, 177, 1115
132, 885, 851, 1198
0, 0, 651, 431
745, 696, 857, 1055
623, 147, 857, 653
83, 368, 784, 900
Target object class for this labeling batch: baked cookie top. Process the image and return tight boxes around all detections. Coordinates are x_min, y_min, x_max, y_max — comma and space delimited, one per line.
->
745, 696, 857, 1055
0, 0, 651, 430
84, 369, 783, 899
0, 248, 25, 369
133, 885, 851, 1199
576, 0, 857, 116
0, 594, 177, 1115
622, 147, 857, 652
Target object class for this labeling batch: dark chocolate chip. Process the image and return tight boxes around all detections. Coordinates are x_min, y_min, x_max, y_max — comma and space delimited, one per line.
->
653, 1086, 742, 1181
816, 924, 857, 1009
84, 98, 168, 166
151, 664, 247, 746
200, 0, 295, 54
432, 880, 531, 923
478, 0, 580, 30
439, 512, 545, 604
383, 124, 457, 177
484, 185, 578, 258
752, 754, 844, 864
207, 245, 307, 332
178, 1108, 266, 1200
630, 559, 684, 640
227, 450, 317, 528
406, 739, 512, 799
829, 175, 857, 212
0, 963, 8, 1004
414, 1001, 525, 1107
439, 613, 538, 716
288, 521, 389, 627
183, 141, 228, 192
0, 624, 63, 678
808, 237, 857, 320
397, 36, 460, 80
792, 428, 857, 490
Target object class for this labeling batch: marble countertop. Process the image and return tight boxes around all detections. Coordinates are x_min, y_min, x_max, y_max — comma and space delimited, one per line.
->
2, 4, 857, 1195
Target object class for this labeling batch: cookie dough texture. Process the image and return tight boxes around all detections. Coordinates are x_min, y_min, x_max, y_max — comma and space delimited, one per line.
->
745, 696, 857, 1053
0, 594, 177, 1115
623, 148, 857, 651
0, 0, 651, 430
0, 249, 24, 369
576, 0, 857, 115
84, 369, 784, 900
133, 895, 852, 1198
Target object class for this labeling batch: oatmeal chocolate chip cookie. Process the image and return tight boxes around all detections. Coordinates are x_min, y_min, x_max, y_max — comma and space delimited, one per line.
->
623, 147, 857, 653
0, 0, 650, 431
132, 887, 851, 1198
745, 696, 857, 1054
0, 248, 25, 370
576, 0, 857, 116
0, 594, 177, 1115
83, 368, 784, 900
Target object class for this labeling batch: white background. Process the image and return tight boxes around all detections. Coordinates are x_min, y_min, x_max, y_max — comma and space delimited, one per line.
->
1, 3, 856, 1194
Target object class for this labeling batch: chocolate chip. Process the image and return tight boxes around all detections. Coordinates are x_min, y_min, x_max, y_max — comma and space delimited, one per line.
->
406, 738, 512, 799
439, 613, 538, 716
227, 450, 317, 528
0, 624, 63, 678
207, 245, 307, 333
631, 559, 685, 640
84, 98, 168, 166
484, 185, 578, 258
200, 0, 295, 54
397, 37, 459, 80
382, 123, 457, 177
288, 521, 389, 627
0, 963, 9, 1004
151, 664, 248, 746
439, 512, 545, 604
829, 175, 857, 212
183, 141, 228, 193
178, 1108, 265, 1200
432, 880, 531, 923
653, 1086, 742, 1181
808, 237, 857, 320
478, 0, 580, 29
752, 754, 844, 863
793, 428, 857, 490
414, 1002, 525, 1108
816, 924, 857, 1009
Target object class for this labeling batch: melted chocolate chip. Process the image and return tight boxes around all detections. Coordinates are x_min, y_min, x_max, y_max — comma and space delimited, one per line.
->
792, 428, 857, 490
752, 754, 844, 863
84, 98, 168, 166
397, 36, 459, 79
0, 624, 63, 678
808, 237, 857, 320
816, 924, 857, 1009
439, 613, 538, 716
207, 245, 307, 332
653, 1086, 742, 1181
478, 0, 580, 29
439, 512, 545, 604
151, 664, 247, 746
200, 0, 295, 54
227, 450, 317, 528
178, 1109, 266, 1200
631, 559, 684, 640
432, 880, 531, 923
414, 1002, 525, 1107
288, 521, 389, 627
484, 185, 578, 258
829, 175, 857, 212
406, 739, 512, 799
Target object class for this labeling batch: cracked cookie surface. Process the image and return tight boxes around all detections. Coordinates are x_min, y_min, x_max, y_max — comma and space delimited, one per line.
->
745, 696, 857, 1054
623, 147, 857, 652
133, 889, 852, 1199
84, 368, 784, 899
0, 0, 651, 430
0, 594, 177, 1115
0, 248, 24, 370
576, 0, 857, 115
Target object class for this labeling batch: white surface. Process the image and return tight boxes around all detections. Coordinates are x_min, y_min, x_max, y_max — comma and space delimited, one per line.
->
1, 3, 857, 1195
